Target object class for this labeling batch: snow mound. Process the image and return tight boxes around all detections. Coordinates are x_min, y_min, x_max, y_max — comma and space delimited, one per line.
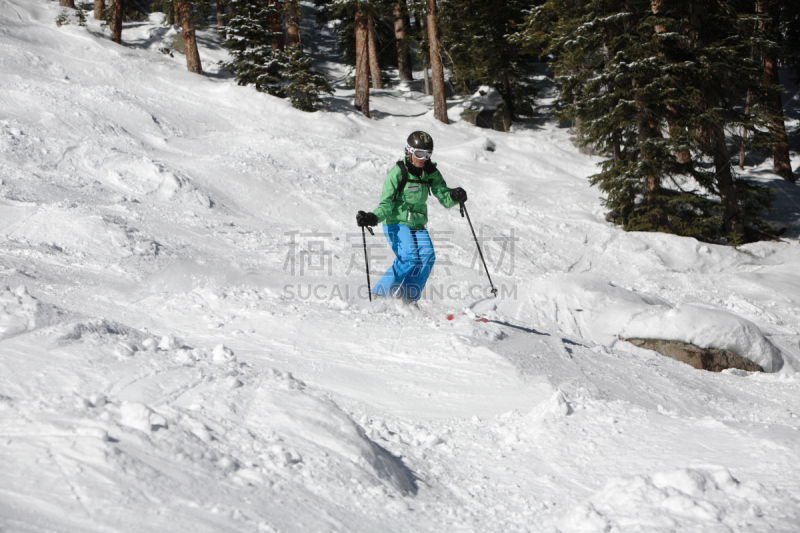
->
0, 285, 66, 339
560, 466, 773, 532
102, 155, 212, 207
119, 401, 168, 433
621, 304, 783, 373
534, 275, 784, 372
6, 207, 160, 259
174, 367, 418, 497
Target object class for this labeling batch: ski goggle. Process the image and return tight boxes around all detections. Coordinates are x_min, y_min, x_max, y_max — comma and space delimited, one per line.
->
406, 144, 432, 160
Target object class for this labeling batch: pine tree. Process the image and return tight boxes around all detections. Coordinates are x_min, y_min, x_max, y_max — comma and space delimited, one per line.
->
426, 0, 447, 123
443, 0, 538, 129
176, 0, 204, 74
284, 45, 334, 111
111, 0, 125, 43
755, 0, 796, 183
222, 0, 331, 111
321, 0, 409, 82
354, 2, 371, 116
393, 0, 413, 81
56, 9, 71, 26
221, 0, 287, 93
216, 0, 226, 26
517, 0, 780, 242
76, 4, 88, 26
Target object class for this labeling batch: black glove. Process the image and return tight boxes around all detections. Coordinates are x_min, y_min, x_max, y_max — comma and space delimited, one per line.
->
356, 210, 378, 227
449, 187, 467, 203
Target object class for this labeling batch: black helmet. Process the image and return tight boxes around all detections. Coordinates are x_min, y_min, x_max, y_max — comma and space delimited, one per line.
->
406, 131, 434, 152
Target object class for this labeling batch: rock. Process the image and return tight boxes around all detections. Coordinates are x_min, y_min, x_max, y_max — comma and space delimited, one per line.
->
458, 86, 510, 132
625, 338, 764, 373
605, 210, 621, 223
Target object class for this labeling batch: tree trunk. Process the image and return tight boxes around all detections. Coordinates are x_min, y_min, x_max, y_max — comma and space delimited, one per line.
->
269, 0, 284, 52
94, 0, 104, 20
367, 15, 383, 89
354, 4, 370, 118
498, 70, 513, 131
427, 0, 448, 124
740, 90, 750, 170
650, 0, 665, 32
176, 0, 203, 74
638, 104, 662, 207
757, 0, 794, 183
393, 1, 413, 81
60, 0, 76, 8
423, 62, 430, 95
112, 0, 124, 44
704, 123, 744, 236
216, 0, 225, 26
285, 1, 300, 48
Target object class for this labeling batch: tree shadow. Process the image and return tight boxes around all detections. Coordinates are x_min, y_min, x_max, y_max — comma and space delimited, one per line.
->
120, 22, 172, 51
195, 31, 223, 52
753, 172, 800, 238
486, 319, 549, 336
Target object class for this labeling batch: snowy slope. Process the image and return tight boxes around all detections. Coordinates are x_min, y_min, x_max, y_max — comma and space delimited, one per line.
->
2, 1, 800, 531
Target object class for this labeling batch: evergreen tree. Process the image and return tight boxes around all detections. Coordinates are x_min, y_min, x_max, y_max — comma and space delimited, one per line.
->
393, 0, 413, 81
426, 0, 447, 123
516, 0, 780, 242
284, 45, 334, 111
754, 0, 798, 183
94, 0, 105, 21
222, 0, 332, 111
319, 0, 404, 75
221, 0, 288, 93
441, 0, 539, 128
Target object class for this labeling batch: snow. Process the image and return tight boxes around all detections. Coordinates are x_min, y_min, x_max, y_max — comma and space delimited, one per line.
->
2, 0, 800, 531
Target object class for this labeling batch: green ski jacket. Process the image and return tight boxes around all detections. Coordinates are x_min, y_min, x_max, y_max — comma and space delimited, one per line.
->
373, 160, 458, 230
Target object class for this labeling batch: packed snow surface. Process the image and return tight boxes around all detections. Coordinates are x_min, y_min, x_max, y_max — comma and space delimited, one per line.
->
2, 0, 800, 531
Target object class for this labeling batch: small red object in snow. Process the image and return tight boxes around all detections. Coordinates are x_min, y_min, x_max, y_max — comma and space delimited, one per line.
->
446, 314, 455, 321
475, 318, 489, 323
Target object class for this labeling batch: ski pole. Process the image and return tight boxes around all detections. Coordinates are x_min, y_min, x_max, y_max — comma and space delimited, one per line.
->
361, 225, 374, 301
460, 202, 498, 298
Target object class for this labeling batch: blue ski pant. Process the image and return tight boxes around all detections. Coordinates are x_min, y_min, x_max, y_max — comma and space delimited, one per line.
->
372, 224, 435, 302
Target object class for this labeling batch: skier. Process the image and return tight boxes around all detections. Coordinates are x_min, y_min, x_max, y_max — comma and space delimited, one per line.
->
356, 131, 468, 302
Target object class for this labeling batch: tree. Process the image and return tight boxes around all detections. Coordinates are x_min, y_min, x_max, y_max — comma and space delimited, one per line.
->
284, 45, 334, 111
175, 0, 204, 74
112, 0, 125, 44
393, 1, 413, 81
354, 3, 371, 116
427, 0, 447, 123
60, 0, 76, 8
216, 0, 226, 26
269, 0, 285, 51
283, 0, 333, 110
222, 0, 331, 111
443, 0, 538, 130
285, 0, 301, 47
222, 0, 286, 91
517, 0, 779, 242
756, 0, 795, 183
367, 14, 384, 89
94, 0, 104, 20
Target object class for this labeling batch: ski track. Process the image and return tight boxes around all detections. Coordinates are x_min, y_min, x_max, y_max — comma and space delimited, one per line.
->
2, 0, 800, 531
